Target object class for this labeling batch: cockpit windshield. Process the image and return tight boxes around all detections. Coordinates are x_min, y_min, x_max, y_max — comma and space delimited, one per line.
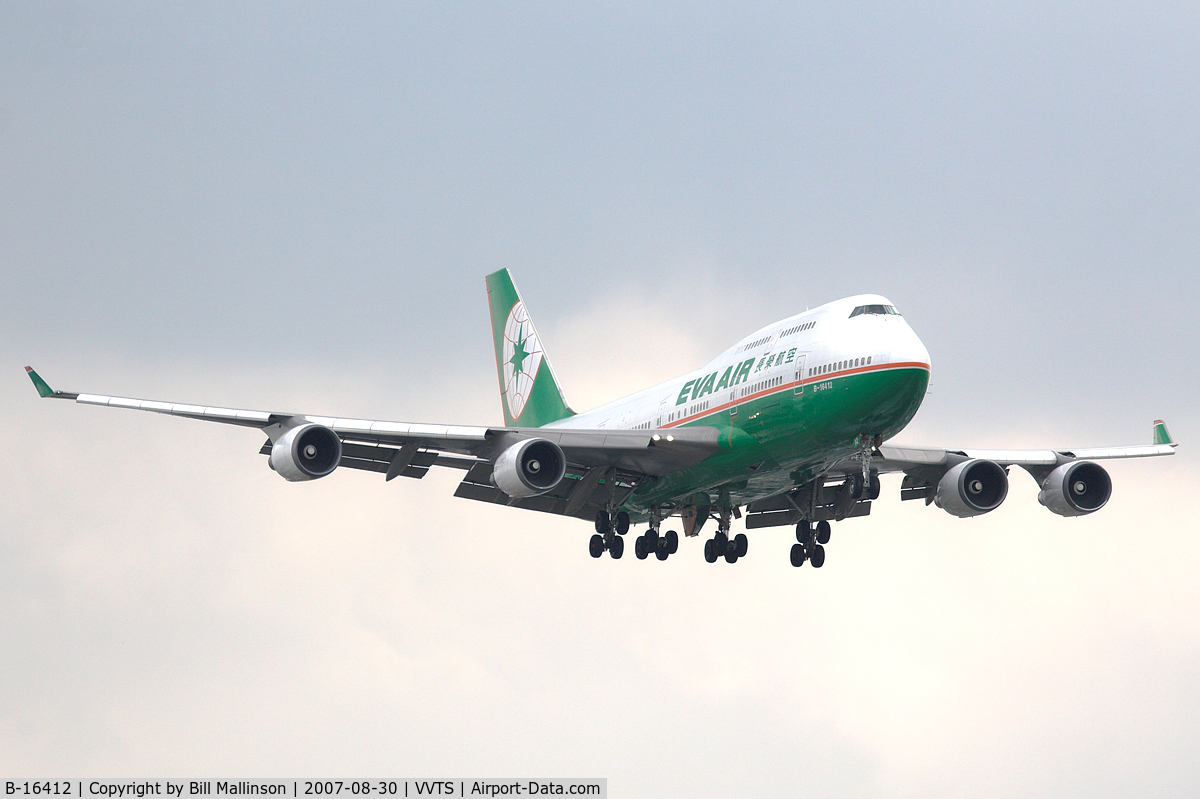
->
849, 304, 900, 318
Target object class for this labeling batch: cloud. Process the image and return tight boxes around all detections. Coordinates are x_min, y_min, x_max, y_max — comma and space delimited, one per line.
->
2, 2, 1197, 794
3, 348, 1195, 796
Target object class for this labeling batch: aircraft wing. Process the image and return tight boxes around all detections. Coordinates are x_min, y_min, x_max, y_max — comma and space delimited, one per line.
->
26, 368, 719, 522
827, 422, 1177, 505
873, 441, 1176, 472
744, 423, 1176, 529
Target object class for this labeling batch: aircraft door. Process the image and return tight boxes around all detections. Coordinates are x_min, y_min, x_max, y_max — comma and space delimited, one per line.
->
794, 354, 807, 395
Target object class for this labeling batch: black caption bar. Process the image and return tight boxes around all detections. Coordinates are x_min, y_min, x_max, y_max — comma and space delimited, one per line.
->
3, 782, 605, 799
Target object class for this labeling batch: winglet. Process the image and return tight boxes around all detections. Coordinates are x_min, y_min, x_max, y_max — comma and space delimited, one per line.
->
25, 366, 55, 397
25, 367, 77, 400
1153, 420, 1175, 447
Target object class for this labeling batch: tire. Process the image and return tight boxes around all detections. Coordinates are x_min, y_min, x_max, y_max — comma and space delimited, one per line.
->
666, 530, 679, 554
735, 533, 748, 558
655, 545, 669, 561
849, 473, 864, 500
609, 535, 624, 559
595, 511, 611, 534
810, 544, 826, 568
644, 529, 659, 550
796, 522, 810, 544
634, 536, 649, 560
790, 543, 806, 567
868, 474, 881, 500
816, 520, 831, 545
724, 548, 738, 564
715, 531, 728, 556
704, 539, 718, 563
589, 534, 604, 558
615, 511, 630, 535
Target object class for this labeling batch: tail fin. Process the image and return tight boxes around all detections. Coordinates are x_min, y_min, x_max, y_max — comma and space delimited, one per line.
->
486, 269, 574, 427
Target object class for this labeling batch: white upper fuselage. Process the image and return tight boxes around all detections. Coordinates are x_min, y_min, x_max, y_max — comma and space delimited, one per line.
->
548, 294, 931, 432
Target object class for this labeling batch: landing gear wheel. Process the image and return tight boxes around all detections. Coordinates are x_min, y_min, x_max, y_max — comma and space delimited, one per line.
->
796, 522, 811, 544
714, 531, 729, 556
816, 520, 831, 546
704, 539, 719, 563
734, 533, 748, 558
790, 543, 806, 567
868, 474, 881, 500
655, 541, 669, 560
614, 511, 630, 535
724, 547, 738, 564
634, 535, 649, 560
595, 511, 611, 534
810, 544, 826, 568
609, 535, 624, 559
644, 528, 660, 551
849, 472, 865, 500
589, 534, 604, 558
665, 530, 679, 554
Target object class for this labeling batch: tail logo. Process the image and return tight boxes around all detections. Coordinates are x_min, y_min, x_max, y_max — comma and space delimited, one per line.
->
501, 301, 544, 421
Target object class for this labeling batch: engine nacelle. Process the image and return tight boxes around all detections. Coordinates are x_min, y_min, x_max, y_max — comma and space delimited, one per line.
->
269, 423, 342, 481
935, 459, 1009, 517
1038, 461, 1111, 517
492, 438, 567, 498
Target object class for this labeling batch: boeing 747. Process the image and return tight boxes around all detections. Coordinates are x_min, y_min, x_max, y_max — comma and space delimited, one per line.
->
27, 270, 1176, 568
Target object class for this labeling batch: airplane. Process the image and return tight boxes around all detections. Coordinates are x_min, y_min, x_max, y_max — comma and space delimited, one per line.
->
26, 269, 1177, 568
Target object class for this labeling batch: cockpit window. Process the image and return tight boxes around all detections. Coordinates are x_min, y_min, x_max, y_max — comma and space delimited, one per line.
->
849, 304, 900, 318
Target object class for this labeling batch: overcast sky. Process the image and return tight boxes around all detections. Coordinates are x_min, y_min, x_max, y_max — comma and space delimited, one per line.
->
2, 2, 1197, 795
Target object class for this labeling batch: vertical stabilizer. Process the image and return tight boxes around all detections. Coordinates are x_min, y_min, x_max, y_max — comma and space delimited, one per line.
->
485, 269, 575, 428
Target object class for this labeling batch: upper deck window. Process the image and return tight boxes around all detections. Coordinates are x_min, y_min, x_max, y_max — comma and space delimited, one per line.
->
849, 304, 900, 318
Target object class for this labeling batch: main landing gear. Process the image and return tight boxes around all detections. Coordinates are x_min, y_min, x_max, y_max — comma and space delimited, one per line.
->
589, 509, 630, 559
703, 506, 747, 564
589, 508, 680, 561
790, 520, 830, 568
634, 527, 679, 561
631, 507, 677, 561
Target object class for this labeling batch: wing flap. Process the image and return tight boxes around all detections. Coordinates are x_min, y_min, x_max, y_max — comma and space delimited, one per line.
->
525, 426, 720, 475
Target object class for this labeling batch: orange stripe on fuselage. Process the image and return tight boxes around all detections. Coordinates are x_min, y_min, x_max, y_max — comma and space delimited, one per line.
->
660, 361, 930, 429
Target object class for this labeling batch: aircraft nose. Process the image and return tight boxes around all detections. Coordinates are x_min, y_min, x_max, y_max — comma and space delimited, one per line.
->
891, 321, 931, 369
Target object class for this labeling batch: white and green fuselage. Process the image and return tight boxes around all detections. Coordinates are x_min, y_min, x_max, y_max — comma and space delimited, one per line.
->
26, 269, 1173, 552
487, 270, 930, 516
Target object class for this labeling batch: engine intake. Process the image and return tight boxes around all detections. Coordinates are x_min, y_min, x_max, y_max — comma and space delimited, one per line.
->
269, 423, 342, 481
1038, 461, 1111, 516
935, 459, 1009, 517
493, 438, 567, 498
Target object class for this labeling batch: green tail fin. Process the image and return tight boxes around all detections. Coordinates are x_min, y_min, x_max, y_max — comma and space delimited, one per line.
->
1153, 420, 1174, 446
485, 269, 574, 427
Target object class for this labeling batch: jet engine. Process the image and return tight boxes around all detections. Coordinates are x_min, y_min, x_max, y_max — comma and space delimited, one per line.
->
1038, 461, 1111, 517
934, 459, 1009, 517
269, 423, 343, 481
492, 438, 567, 498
